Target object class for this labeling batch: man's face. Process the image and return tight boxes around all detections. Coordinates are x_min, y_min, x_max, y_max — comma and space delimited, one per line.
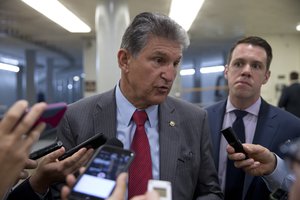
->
119, 36, 182, 109
225, 43, 270, 104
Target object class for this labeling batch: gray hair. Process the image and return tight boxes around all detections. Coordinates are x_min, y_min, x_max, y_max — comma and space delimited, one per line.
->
120, 12, 190, 57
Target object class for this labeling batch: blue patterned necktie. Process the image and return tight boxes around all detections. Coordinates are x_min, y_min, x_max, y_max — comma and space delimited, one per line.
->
224, 109, 248, 200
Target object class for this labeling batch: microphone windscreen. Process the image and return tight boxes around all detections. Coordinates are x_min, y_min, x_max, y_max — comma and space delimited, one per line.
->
105, 137, 124, 148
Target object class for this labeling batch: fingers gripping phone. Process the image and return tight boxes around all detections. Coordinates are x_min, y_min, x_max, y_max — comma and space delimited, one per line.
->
68, 145, 135, 200
0, 102, 67, 128
32, 102, 67, 129
221, 127, 248, 158
58, 133, 107, 161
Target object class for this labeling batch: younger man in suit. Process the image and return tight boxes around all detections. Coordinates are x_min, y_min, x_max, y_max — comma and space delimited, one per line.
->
205, 36, 300, 200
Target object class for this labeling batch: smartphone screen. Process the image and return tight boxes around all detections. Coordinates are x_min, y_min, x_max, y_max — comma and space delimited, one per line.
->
69, 145, 135, 200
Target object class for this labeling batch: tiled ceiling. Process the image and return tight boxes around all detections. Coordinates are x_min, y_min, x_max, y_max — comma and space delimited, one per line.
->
0, 0, 299, 66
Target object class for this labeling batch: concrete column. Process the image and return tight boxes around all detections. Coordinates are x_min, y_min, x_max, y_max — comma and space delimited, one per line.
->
94, 0, 130, 93
25, 50, 36, 105
16, 65, 23, 100
46, 58, 54, 103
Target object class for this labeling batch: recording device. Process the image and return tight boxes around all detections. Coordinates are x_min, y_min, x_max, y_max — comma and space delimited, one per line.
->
221, 127, 248, 157
280, 138, 300, 163
29, 140, 63, 160
68, 143, 135, 200
0, 102, 67, 128
58, 133, 107, 161
148, 180, 172, 200
269, 188, 288, 200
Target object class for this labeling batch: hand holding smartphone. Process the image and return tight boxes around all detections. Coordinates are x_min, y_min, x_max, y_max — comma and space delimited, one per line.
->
29, 140, 63, 160
0, 102, 67, 128
58, 133, 107, 161
68, 145, 135, 200
33, 102, 67, 128
221, 127, 248, 158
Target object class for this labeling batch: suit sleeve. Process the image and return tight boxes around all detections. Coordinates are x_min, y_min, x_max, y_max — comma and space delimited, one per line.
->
56, 111, 77, 151
6, 179, 52, 200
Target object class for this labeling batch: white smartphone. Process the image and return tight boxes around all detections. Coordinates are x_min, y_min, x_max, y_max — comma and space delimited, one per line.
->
147, 179, 172, 200
68, 145, 135, 200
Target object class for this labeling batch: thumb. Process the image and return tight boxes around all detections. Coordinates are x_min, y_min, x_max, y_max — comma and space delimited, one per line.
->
107, 173, 127, 200
42, 147, 65, 163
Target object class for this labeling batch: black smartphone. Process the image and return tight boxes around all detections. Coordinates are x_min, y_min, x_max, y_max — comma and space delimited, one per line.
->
68, 145, 135, 200
29, 140, 63, 160
221, 127, 248, 157
58, 133, 107, 161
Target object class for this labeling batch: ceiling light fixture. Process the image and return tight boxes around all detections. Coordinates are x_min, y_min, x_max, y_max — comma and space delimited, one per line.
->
200, 65, 224, 74
169, 0, 205, 31
21, 0, 91, 33
0, 63, 20, 73
180, 68, 195, 76
296, 24, 300, 31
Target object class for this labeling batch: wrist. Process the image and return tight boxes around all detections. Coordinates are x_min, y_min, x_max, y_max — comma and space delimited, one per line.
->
29, 175, 49, 194
264, 152, 277, 175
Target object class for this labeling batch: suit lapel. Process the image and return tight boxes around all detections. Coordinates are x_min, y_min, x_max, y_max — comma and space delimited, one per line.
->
159, 98, 181, 183
243, 99, 279, 199
93, 89, 117, 140
208, 101, 226, 167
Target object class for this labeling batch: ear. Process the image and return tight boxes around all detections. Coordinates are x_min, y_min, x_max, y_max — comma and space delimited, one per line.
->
262, 70, 271, 84
224, 65, 229, 80
117, 49, 131, 73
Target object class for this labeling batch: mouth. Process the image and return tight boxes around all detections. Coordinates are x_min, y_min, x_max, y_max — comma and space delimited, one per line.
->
157, 86, 170, 93
235, 80, 251, 87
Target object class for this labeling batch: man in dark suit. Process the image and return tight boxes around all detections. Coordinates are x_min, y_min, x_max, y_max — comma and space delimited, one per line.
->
205, 36, 300, 200
56, 12, 222, 200
278, 71, 300, 118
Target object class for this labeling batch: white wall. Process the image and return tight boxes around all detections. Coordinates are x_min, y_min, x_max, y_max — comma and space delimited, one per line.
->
260, 34, 300, 105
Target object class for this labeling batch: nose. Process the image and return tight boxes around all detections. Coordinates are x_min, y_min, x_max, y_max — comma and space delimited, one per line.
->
161, 65, 176, 82
241, 64, 251, 77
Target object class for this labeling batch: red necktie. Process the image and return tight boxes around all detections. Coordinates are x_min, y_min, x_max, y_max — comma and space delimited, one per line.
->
128, 110, 152, 199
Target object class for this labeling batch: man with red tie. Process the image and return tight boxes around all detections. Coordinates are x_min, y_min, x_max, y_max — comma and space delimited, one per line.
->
57, 12, 222, 200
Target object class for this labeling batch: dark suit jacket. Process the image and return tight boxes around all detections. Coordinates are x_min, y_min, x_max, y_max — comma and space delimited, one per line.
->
56, 89, 223, 200
206, 98, 300, 200
278, 82, 300, 118
7, 179, 53, 200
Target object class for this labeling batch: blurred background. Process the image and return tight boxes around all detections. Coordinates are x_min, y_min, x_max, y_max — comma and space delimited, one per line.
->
1, 0, 300, 114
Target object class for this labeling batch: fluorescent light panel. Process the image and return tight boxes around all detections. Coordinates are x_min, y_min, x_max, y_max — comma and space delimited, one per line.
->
21, 0, 91, 33
296, 24, 300, 31
180, 69, 195, 76
0, 57, 19, 66
200, 65, 224, 74
169, 0, 205, 31
0, 63, 20, 73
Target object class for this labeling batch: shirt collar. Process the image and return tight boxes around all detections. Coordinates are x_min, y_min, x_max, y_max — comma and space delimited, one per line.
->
115, 83, 158, 127
226, 97, 261, 117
